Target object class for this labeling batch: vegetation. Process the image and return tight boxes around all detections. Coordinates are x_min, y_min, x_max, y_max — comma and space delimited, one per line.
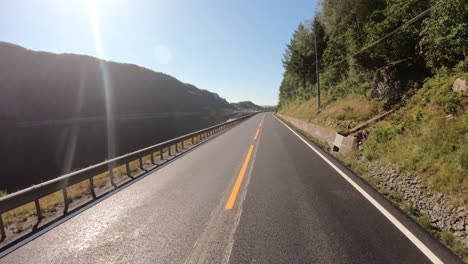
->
279, 93, 380, 130
278, 0, 468, 107
362, 71, 467, 199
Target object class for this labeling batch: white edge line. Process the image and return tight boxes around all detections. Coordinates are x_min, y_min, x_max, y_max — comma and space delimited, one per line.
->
274, 115, 443, 264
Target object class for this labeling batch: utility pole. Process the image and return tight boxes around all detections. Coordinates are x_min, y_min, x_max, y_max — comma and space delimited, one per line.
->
314, 33, 321, 113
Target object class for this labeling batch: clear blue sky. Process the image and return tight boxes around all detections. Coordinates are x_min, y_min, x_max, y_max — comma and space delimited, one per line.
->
1, 0, 318, 105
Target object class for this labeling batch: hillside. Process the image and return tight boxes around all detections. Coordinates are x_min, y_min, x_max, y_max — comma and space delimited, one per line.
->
230, 101, 264, 111
0, 42, 235, 124
0, 42, 240, 191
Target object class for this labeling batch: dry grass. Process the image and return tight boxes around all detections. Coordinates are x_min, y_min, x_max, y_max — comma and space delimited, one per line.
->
279, 94, 381, 130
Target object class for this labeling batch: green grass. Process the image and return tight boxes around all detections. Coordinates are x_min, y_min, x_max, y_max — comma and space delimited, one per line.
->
362, 72, 468, 203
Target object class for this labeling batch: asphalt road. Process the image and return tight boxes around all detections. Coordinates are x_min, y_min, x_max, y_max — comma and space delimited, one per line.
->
0, 113, 462, 263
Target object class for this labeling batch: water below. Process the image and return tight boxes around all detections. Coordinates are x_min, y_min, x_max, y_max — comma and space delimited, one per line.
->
0, 112, 240, 192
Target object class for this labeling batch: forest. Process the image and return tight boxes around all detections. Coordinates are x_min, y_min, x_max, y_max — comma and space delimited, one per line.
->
278, 0, 467, 107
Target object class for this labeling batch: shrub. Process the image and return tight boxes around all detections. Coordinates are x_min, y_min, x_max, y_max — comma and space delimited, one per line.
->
454, 58, 468, 73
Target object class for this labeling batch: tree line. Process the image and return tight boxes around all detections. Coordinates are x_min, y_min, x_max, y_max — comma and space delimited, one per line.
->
278, 0, 468, 108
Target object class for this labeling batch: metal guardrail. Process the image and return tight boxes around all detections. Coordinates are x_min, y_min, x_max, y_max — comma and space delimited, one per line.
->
0, 113, 256, 242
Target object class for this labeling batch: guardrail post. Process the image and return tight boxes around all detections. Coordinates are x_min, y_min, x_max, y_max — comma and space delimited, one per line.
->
168, 146, 172, 156
182, 140, 184, 149
160, 149, 164, 160
192, 137, 195, 145
125, 163, 132, 179
63, 188, 69, 214
139, 157, 147, 172
89, 177, 96, 199
34, 199, 42, 221
110, 168, 118, 186
175, 142, 178, 152
0, 214, 5, 242
151, 152, 156, 165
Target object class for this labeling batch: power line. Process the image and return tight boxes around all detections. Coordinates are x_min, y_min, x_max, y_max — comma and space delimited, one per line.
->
321, 0, 444, 72
327, 0, 419, 44
307, 0, 439, 71
283, 0, 445, 96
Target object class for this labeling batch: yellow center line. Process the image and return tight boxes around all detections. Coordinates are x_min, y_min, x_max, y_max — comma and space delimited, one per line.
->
254, 127, 261, 140
225, 116, 265, 210
225, 144, 255, 210
254, 116, 265, 140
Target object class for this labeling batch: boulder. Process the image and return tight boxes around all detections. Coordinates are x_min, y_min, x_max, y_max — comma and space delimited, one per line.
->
371, 64, 401, 101
452, 78, 467, 93
370, 59, 429, 106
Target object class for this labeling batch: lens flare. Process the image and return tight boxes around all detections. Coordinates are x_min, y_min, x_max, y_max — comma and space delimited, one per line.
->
61, 67, 86, 174
87, 1, 117, 161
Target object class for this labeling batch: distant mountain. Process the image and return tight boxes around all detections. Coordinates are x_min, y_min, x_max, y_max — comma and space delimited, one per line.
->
0, 42, 246, 191
230, 101, 264, 111
261, 105, 276, 111
0, 42, 236, 124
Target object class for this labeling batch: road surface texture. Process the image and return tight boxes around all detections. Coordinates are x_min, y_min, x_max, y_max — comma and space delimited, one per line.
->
0, 113, 462, 263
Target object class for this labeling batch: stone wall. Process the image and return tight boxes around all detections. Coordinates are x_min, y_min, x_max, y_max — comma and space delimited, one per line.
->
364, 160, 468, 248
277, 113, 357, 154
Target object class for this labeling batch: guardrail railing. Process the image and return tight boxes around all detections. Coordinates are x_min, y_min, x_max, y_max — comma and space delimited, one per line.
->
0, 112, 256, 244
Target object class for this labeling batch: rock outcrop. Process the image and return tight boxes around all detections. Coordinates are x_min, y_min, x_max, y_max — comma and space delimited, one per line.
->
371, 60, 429, 106
371, 63, 402, 101
452, 78, 467, 93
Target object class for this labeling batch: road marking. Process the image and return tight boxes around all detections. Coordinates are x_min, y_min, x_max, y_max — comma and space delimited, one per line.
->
225, 144, 255, 210
254, 115, 266, 140
274, 115, 443, 264
254, 127, 261, 140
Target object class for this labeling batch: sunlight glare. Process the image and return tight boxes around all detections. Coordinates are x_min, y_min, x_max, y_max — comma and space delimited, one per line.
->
86, 0, 117, 162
